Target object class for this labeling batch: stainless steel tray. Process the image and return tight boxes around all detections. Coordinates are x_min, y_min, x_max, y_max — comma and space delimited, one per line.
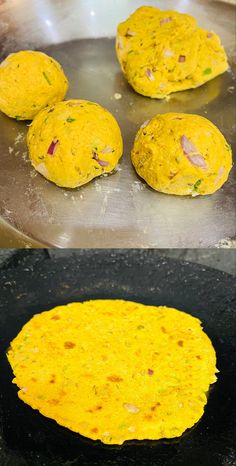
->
0, 0, 235, 247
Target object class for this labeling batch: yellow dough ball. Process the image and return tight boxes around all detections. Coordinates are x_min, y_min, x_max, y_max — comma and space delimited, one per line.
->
0, 50, 68, 119
131, 113, 232, 196
27, 100, 123, 188
116, 7, 228, 98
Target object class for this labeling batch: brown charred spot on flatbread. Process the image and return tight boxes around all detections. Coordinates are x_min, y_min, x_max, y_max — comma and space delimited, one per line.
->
49, 399, 60, 405
101, 354, 108, 361
178, 340, 184, 347
64, 341, 76, 349
51, 315, 60, 320
87, 405, 103, 413
49, 374, 56, 384
107, 375, 123, 382
161, 326, 167, 333
91, 427, 98, 433
151, 402, 161, 411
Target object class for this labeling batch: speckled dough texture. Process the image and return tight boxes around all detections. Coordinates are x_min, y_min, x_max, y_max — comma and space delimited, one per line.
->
7, 300, 217, 445
27, 100, 123, 188
116, 7, 228, 98
131, 113, 232, 196
0, 50, 68, 120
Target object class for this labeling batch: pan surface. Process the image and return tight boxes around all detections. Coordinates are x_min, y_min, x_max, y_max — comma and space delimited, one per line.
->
0, 249, 235, 465
0, 0, 235, 247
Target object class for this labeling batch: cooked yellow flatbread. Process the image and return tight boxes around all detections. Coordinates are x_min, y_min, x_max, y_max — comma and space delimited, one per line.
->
7, 300, 217, 445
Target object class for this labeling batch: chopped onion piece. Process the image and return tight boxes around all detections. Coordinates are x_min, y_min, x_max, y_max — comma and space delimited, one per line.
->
101, 146, 113, 154
187, 154, 208, 169
128, 426, 136, 432
92, 152, 109, 167
35, 163, 48, 177
97, 159, 109, 167
180, 135, 198, 155
148, 368, 154, 376
180, 135, 208, 169
179, 55, 186, 63
140, 119, 150, 129
215, 166, 224, 183
218, 166, 224, 177
207, 32, 213, 38
160, 17, 172, 25
123, 403, 140, 413
145, 68, 155, 81
164, 49, 174, 57
47, 139, 59, 155
126, 29, 137, 37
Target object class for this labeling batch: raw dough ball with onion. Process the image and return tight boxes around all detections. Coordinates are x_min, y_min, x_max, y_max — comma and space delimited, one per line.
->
27, 100, 123, 188
116, 6, 228, 98
131, 113, 232, 196
0, 50, 68, 120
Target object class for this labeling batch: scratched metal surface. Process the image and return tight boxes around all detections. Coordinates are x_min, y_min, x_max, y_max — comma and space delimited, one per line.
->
0, 0, 235, 247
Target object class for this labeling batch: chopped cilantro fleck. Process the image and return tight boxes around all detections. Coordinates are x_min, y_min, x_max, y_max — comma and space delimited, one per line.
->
66, 117, 76, 123
225, 142, 231, 151
193, 179, 202, 191
203, 67, 212, 75
137, 324, 145, 330
118, 423, 127, 429
42, 71, 52, 85
15, 116, 21, 120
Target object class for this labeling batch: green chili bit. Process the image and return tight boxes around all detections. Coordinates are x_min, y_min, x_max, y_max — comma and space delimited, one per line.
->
42, 71, 52, 85
225, 142, 231, 151
137, 324, 145, 330
66, 117, 76, 123
193, 179, 202, 191
15, 116, 21, 120
203, 67, 212, 75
